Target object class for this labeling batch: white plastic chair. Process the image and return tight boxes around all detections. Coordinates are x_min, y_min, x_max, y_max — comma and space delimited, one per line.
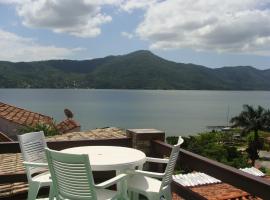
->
127, 136, 184, 200
18, 131, 53, 200
45, 148, 129, 200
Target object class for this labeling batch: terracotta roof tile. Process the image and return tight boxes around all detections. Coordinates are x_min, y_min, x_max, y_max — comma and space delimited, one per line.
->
0, 182, 28, 198
0, 102, 53, 127
190, 183, 252, 200
56, 118, 81, 134
172, 177, 270, 200
173, 172, 269, 200
48, 127, 126, 141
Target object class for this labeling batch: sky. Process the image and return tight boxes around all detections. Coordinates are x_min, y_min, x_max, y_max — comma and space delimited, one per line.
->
0, 0, 270, 69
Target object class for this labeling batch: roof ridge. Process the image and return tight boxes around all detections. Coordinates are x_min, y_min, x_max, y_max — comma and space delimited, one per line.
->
0, 101, 52, 120
0, 101, 53, 127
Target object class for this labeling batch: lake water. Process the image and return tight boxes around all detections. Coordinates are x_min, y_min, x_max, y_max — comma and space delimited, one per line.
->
1, 89, 270, 137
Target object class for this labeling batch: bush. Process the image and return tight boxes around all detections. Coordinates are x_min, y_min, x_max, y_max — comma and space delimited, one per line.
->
19, 122, 59, 137
167, 132, 250, 168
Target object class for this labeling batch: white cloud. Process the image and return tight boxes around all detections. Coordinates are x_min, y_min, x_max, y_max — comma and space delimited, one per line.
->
12, 0, 119, 38
135, 0, 270, 56
120, 0, 158, 12
1, 0, 157, 38
0, 29, 82, 61
121, 31, 134, 39
0, 0, 20, 4
3, 0, 270, 56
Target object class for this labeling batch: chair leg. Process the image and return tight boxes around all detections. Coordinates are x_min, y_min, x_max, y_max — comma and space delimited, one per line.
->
162, 187, 172, 200
128, 191, 132, 200
132, 192, 139, 200
48, 185, 54, 200
27, 183, 40, 200
146, 193, 159, 200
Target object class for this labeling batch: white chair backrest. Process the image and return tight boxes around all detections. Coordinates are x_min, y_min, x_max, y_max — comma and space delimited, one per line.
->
18, 131, 48, 180
160, 143, 181, 190
45, 148, 97, 200
177, 136, 184, 146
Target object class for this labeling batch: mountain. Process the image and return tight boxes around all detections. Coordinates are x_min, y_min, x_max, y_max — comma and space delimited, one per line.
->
0, 50, 270, 90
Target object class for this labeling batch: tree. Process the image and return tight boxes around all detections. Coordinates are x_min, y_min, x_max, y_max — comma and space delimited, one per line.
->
167, 132, 250, 168
230, 104, 268, 166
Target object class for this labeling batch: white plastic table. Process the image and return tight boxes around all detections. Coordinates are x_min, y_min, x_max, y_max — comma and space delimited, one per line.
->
61, 146, 146, 171
61, 146, 146, 200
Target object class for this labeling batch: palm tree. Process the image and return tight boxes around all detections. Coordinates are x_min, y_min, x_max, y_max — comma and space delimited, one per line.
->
230, 104, 268, 166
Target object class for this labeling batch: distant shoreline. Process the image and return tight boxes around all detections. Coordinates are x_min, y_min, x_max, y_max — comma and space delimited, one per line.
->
1, 88, 270, 91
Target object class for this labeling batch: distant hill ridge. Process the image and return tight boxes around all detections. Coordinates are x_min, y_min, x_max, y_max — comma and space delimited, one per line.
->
0, 50, 270, 90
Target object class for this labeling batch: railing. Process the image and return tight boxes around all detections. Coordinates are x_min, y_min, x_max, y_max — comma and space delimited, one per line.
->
1, 138, 270, 199
151, 140, 270, 200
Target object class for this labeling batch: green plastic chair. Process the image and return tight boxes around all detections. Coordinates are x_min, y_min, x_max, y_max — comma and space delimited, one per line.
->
45, 148, 128, 200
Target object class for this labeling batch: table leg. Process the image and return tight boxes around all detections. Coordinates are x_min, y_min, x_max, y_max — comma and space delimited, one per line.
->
116, 170, 130, 200
130, 164, 143, 200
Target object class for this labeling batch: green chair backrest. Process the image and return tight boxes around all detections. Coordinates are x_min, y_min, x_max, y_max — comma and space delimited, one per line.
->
45, 148, 97, 200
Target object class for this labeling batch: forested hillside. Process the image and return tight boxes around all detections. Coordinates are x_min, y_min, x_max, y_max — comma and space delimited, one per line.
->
1, 50, 269, 90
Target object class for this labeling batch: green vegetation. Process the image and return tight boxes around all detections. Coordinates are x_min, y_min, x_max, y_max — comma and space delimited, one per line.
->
1, 50, 270, 90
230, 105, 270, 166
167, 132, 250, 168
19, 122, 59, 137
167, 104, 270, 169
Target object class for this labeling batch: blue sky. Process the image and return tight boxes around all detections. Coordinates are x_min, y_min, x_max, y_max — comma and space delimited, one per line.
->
0, 0, 270, 69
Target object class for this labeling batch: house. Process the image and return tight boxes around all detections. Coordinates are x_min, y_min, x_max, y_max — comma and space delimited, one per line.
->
0, 102, 81, 140
56, 118, 81, 134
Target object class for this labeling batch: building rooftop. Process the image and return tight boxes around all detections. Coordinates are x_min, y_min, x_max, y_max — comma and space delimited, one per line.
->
189, 182, 261, 200
172, 171, 270, 200
55, 118, 81, 134
0, 102, 53, 127
47, 127, 126, 141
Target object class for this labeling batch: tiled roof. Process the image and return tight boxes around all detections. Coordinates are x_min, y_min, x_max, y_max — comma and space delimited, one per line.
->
56, 118, 81, 134
0, 127, 127, 198
173, 171, 270, 200
0, 131, 13, 142
191, 182, 259, 200
173, 172, 221, 187
47, 127, 126, 141
173, 168, 265, 188
0, 182, 28, 198
172, 183, 262, 200
0, 102, 53, 127
0, 153, 24, 176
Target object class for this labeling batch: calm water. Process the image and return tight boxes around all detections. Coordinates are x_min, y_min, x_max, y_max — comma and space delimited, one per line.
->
1, 89, 270, 136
